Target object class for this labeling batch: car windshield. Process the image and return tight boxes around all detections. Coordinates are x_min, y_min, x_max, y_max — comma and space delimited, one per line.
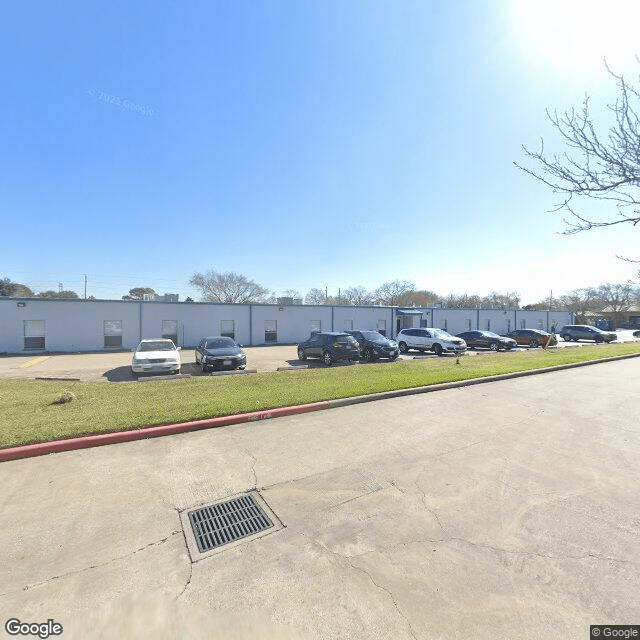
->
205, 338, 235, 349
433, 329, 454, 339
138, 341, 175, 351
335, 336, 357, 344
482, 332, 501, 338
359, 331, 387, 343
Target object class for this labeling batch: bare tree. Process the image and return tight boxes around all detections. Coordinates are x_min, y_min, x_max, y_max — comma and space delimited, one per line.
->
373, 280, 416, 306
480, 291, 521, 309
588, 282, 639, 326
304, 288, 328, 305
443, 294, 483, 309
190, 270, 269, 303
342, 286, 372, 306
517, 62, 640, 235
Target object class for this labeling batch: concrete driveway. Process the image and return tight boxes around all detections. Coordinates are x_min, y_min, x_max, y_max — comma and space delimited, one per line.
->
1, 358, 639, 639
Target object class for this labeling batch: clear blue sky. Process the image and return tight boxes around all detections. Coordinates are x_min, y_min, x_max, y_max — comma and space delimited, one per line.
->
3, 0, 639, 304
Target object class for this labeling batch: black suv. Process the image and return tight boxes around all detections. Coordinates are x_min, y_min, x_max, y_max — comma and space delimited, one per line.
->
345, 330, 399, 362
297, 332, 360, 366
559, 325, 617, 343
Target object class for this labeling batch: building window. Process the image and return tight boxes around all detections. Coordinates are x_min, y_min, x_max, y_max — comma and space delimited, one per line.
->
24, 320, 45, 350
220, 320, 235, 340
310, 320, 321, 334
104, 320, 123, 348
377, 319, 386, 336
162, 320, 178, 346
265, 320, 277, 343
344, 319, 353, 330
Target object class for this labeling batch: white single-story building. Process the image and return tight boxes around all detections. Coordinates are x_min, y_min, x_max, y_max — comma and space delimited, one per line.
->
0, 297, 573, 354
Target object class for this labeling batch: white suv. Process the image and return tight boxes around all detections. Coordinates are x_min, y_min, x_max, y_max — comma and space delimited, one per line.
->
396, 328, 467, 357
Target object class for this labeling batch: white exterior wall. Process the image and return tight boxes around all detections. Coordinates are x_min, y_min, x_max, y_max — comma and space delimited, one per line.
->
418, 308, 572, 336
0, 298, 573, 354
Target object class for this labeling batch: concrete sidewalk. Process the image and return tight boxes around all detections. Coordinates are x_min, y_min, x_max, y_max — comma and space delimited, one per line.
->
1, 358, 639, 639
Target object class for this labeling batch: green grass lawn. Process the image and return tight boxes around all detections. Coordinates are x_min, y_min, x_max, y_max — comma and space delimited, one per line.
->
2, 342, 640, 448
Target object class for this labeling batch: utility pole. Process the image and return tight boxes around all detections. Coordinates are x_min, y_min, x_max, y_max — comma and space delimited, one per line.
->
58, 282, 63, 292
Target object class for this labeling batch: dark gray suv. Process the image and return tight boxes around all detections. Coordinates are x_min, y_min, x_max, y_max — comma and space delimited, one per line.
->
559, 325, 617, 343
297, 332, 360, 366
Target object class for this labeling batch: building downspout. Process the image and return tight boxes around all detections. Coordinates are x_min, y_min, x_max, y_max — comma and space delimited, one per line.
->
139, 302, 143, 344
249, 305, 253, 346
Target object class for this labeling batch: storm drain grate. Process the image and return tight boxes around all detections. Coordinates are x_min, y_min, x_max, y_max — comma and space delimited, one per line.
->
188, 493, 274, 553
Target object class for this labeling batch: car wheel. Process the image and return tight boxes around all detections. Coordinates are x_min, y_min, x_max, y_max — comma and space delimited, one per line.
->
489, 342, 499, 351
173, 369, 180, 375
364, 347, 375, 362
433, 343, 443, 357
323, 351, 333, 366
529, 340, 539, 348
389, 353, 398, 361
201, 362, 208, 373
595, 337, 603, 343
298, 347, 307, 361
398, 341, 408, 353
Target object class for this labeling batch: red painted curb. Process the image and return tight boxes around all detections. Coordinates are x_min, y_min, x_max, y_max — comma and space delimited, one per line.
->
0, 401, 330, 463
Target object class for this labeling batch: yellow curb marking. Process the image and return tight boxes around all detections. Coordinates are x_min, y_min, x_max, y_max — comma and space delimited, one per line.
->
19, 356, 49, 369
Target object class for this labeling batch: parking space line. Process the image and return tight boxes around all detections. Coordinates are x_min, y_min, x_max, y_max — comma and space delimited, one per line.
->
18, 356, 49, 369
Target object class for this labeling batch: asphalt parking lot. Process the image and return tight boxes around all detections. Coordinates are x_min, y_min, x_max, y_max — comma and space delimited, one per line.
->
0, 331, 637, 382
1, 357, 639, 639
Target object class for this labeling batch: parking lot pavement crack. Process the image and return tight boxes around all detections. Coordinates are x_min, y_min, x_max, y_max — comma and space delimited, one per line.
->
346, 558, 419, 640
176, 558, 193, 600
326, 487, 385, 511
5, 530, 183, 596
447, 537, 636, 565
413, 480, 447, 535
298, 533, 418, 640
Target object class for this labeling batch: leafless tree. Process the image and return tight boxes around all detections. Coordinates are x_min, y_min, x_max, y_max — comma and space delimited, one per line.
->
443, 294, 483, 309
480, 291, 521, 309
517, 62, 640, 236
403, 290, 441, 307
304, 288, 328, 305
342, 286, 373, 306
373, 280, 416, 306
190, 270, 269, 303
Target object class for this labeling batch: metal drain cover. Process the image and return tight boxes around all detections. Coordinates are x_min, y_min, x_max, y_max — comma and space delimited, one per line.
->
187, 492, 275, 553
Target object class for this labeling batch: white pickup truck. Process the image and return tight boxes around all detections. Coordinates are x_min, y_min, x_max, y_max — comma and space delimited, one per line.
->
396, 328, 467, 357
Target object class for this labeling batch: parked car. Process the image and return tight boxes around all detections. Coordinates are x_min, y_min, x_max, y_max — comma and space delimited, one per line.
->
131, 339, 181, 377
456, 330, 517, 351
195, 336, 247, 372
396, 328, 466, 356
506, 329, 557, 348
559, 325, 617, 343
297, 332, 360, 366
345, 330, 399, 362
